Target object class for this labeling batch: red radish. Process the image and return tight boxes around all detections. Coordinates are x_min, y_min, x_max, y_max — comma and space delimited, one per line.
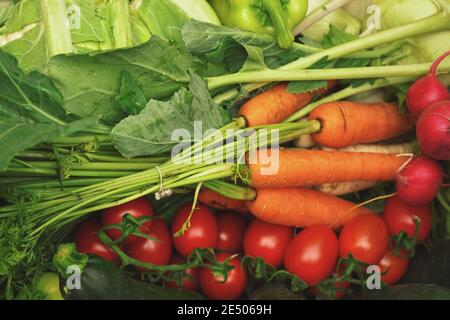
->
396, 156, 444, 206
407, 51, 450, 116
416, 101, 450, 160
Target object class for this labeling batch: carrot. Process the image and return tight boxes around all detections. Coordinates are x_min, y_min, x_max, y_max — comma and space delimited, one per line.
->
308, 101, 414, 148
247, 188, 373, 228
198, 189, 249, 213
248, 149, 409, 188
318, 143, 414, 195
239, 81, 334, 127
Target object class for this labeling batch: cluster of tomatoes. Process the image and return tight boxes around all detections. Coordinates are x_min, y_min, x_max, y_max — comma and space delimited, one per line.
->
73, 193, 432, 300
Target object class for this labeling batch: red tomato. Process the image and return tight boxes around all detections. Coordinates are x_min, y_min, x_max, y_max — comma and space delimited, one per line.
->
284, 226, 338, 286
74, 218, 118, 263
126, 218, 172, 269
171, 203, 218, 257
101, 197, 154, 245
383, 196, 432, 241
243, 219, 293, 268
339, 214, 389, 265
199, 253, 247, 300
378, 248, 410, 285
216, 212, 247, 252
165, 254, 199, 291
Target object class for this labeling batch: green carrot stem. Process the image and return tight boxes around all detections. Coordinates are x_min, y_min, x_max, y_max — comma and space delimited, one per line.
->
284, 12, 450, 70
284, 76, 414, 122
207, 61, 450, 90
203, 180, 256, 201
47, 135, 111, 144
213, 12, 450, 103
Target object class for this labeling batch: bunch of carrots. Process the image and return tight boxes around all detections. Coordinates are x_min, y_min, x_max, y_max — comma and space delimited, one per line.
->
199, 81, 415, 229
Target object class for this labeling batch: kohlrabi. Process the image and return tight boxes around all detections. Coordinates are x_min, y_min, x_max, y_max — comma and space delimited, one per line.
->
299, 0, 362, 41
363, 0, 450, 63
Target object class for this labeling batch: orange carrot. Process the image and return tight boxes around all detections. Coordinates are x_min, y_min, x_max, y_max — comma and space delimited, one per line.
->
239, 81, 334, 127
308, 101, 414, 148
198, 189, 249, 213
248, 188, 373, 228
248, 149, 409, 188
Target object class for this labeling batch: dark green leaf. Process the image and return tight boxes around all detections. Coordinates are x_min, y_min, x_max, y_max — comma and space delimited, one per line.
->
111, 72, 231, 157
0, 51, 97, 171
0, 51, 69, 125
115, 71, 147, 115
0, 118, 97, 172
287, 80, 328, 94
321, 25, 359, 48
182, 20, 305, 72
48, 37, 194, 124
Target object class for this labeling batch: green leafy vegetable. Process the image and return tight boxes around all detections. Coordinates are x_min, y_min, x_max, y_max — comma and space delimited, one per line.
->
116, 71, 147, 115
0, 50, 96, 171
182, 20, 305, 72
48, 37, 194, 123
111, 72, 231, 157
287, 80, 328, 94
0, 0, 138, 73
302, 0, 362, 41
130, 0, 220, 46
0, 0, 13, 26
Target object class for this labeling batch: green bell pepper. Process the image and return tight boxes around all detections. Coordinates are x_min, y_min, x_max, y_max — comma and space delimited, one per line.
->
209, 0, 308, 48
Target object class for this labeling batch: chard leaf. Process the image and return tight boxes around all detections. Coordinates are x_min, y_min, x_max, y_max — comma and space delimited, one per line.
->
111, 72, 231, 157
0, 50, 96, 171
182, 20, 304, 72
48, 37, 194, 124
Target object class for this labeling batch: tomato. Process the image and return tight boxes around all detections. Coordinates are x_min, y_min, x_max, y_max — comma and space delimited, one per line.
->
199, 253, 247, 300
171, 203, 218, 257
216, 212, 247, 252
101, 197, 154, 245
284, 226, 338, 286
126, 218, 172, 269
165, 254, 199, 291
378, 248, 410, 285
74, 218, 118, 263
339, 214, 389, 265
383, 196, 432, 241
243, 219, 293, 268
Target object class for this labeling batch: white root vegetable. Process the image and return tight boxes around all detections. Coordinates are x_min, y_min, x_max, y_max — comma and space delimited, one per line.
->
318, 143, 414, 195
322, 143, 413, 154
294, 134, 316, 148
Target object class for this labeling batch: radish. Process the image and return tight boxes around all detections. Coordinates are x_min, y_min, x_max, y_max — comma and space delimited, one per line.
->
416, 100, 450, 160
406, 51, 450, 116
396, 156, 444, 206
